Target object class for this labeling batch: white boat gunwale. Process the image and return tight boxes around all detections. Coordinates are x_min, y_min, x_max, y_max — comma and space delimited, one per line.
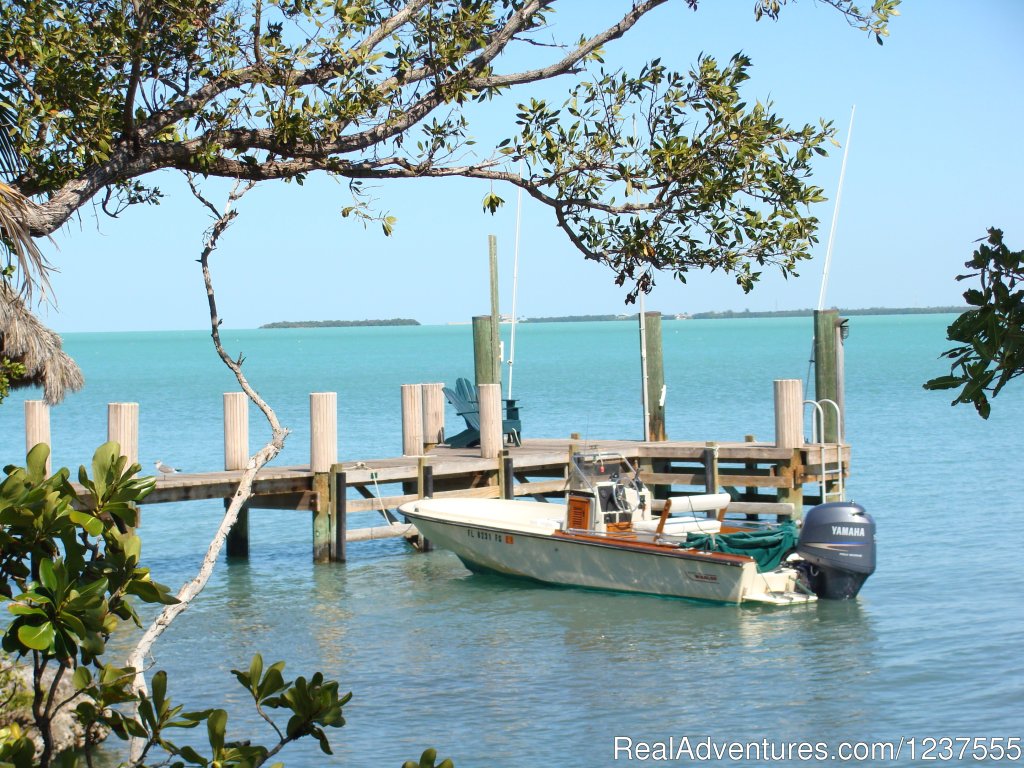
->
405, 508, 755, 569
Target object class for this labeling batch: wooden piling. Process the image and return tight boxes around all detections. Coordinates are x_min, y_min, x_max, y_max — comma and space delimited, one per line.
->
332, 470, 347, 563
24, 400, 51, 475
310, 392, 338, 563
224, 392, 250, 558
478, 383, 502, 459
642, 311, 667, 442
814, 309, 842, 443
773, 380, 804, 449
502, 451, 514, 499
703, 442, 719, 494
401, 384, 424, 456
421, 382, 445, 450
418, 464, 434, 552
472, 315, 499, 386
773, 379, 804, 517
107, 402, 139, 465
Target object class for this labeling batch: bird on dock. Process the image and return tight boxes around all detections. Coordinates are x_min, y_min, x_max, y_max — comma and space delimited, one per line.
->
155, 460, 180, 475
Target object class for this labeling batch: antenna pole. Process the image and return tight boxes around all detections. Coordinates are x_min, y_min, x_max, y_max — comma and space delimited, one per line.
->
507, 164, 523, 400
817, 105, 855, 311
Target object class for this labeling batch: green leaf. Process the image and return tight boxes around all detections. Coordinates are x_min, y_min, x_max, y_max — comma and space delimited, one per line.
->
69, 509, 104, 537
72, 665, 92, 690
206, 709, 227, 754
39, 558, 58, 593
17, 621, 55, 651
26, 443, 51, 483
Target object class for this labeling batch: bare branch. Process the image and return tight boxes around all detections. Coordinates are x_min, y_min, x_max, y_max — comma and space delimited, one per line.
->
126, 179, 290, 761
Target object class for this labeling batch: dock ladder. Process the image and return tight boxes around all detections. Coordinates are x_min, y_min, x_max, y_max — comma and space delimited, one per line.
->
804, 398, 845, 503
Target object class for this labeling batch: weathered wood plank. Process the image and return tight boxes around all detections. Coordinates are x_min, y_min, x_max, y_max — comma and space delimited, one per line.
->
513, 479, 567, 496
346, 493, 419, 514
347, 524, 417, 542
247, 491, 317, 511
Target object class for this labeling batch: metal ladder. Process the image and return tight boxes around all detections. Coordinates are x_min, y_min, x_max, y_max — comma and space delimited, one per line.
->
803, 398, 844, 503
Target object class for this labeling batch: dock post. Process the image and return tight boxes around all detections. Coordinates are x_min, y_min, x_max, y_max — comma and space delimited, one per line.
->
332, 470, 347, 563
478, 383, 502, 459
107, 402, 139, 466
472, 315, 500, 386
417, 464, 434, 552
421, 382, 445, 450
224, 392, 250, 559
743, 434, 759, 520
401, 384, 424, 456
24, 400, 51, 475
813, 309, 844, 443
703, 442, 719, 494
310, 392, 338, 563
642, 311, 667, 442
501, 450, 514, 500
773, 379, 805, 519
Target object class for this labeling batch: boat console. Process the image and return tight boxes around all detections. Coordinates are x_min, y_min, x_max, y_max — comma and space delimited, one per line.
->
566, 452, 650, 533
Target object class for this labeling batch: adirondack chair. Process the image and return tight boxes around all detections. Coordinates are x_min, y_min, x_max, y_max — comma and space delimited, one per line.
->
443, 377, 522, 448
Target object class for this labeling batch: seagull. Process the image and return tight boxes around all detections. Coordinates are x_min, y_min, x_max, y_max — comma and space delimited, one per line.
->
155, 460, 180, 475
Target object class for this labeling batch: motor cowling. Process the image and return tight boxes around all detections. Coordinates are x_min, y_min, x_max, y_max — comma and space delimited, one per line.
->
796, 502, 876, 599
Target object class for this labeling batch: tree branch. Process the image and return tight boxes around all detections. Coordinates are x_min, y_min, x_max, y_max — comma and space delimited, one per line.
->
125, 178, 290, 761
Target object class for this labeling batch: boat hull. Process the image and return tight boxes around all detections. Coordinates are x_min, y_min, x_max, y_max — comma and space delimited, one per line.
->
401, 499, 811, 605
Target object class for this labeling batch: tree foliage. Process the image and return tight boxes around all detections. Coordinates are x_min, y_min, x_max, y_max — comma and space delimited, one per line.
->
925, 228, 1024, 419
0, 0, 898, 300
0, 443, 451, 767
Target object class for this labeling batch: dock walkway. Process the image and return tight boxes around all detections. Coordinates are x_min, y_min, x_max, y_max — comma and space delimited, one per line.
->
134, 437, 849, 561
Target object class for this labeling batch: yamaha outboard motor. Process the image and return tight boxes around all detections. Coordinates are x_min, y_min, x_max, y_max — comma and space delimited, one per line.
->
796, 502, 876, 599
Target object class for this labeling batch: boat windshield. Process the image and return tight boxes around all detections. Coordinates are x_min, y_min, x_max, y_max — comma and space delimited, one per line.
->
569, 453, 641, 494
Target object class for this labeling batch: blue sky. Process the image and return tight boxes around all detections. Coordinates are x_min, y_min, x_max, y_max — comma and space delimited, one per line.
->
31, 0, 1024, 332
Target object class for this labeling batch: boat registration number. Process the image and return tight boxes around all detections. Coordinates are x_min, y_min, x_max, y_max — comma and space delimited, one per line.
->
468, 529, 514, 545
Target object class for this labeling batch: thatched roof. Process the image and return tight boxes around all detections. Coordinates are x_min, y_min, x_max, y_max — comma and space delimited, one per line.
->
0, 282, 83, 404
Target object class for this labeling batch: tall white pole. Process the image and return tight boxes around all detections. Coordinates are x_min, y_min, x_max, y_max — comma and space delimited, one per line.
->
817, 105, 855, 311
507, 162, 523, 400
639, 296, 651, 442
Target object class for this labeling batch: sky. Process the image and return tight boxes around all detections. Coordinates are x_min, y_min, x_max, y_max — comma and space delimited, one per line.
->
28, 0, 1024, 332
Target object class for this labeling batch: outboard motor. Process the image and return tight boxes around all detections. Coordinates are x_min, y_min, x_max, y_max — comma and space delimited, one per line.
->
796, 502, 876, 599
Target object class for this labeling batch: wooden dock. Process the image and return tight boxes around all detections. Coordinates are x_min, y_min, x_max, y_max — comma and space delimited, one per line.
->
137, 436, 849, 562
32, 309, 854, 562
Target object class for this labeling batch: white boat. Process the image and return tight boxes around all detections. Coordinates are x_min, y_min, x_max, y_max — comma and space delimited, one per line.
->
399, 452, 875, 606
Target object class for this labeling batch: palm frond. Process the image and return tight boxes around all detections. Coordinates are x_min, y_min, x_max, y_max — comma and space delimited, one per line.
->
0, 181, 53, 302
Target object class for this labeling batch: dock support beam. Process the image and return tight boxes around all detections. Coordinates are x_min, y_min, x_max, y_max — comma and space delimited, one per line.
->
478, 383, 502, 459
107, 402, 139, 465
773, 379, 805, 519
332, 470, 347, 562
401, 384, 424, 456
310, 392, 338, 563
473, 315, 500, 386
642, 311, 667, 442
421, 383, 445, 450
814, 309, 845, 443
224, 392, 250, 559
24, 400, 51, 475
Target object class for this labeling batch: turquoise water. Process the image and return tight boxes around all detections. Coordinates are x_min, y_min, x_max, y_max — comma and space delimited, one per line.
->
2, 316, 1023, 766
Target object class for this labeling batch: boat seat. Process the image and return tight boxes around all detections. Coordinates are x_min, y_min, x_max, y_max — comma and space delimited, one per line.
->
532, 518, 563, 531
665, 493, 731, 514
634, 516, 722, 535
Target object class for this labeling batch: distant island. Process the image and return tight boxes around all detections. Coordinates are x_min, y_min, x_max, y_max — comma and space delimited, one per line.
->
521, 314, 637, 323
518, 307, 966, 323
260, 318, 420, 329
687, 306, 967, 320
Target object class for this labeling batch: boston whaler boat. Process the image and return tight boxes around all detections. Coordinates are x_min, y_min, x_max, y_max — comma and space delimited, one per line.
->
399, 452, 875, 606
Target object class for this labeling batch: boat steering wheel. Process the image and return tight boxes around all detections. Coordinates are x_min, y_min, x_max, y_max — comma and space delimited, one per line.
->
613, 482, 635, 514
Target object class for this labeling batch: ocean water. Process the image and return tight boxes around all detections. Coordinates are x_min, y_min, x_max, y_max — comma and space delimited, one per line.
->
1, 316, 1022, 767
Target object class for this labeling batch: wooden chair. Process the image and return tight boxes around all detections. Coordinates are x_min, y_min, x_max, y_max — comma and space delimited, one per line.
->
442, 377, 522, 448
